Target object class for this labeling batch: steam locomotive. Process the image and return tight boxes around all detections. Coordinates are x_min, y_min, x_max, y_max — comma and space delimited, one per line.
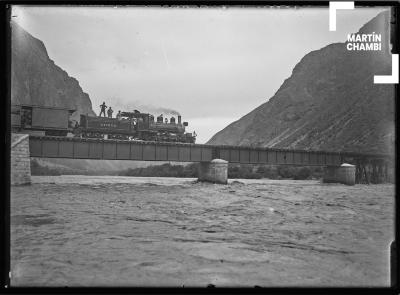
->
11, 105, 196, 144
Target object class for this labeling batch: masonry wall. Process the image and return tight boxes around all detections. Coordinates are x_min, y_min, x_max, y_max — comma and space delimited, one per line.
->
322, 165, 356, 186
11, 133, 31, 185
198, 159, 228, 184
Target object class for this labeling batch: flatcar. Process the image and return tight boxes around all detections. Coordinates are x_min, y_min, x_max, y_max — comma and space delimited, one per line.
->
11, 104, 75, 136
76, 110, 196, 143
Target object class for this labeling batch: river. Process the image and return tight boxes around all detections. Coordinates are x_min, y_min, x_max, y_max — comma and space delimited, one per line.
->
10, 176, 394, 287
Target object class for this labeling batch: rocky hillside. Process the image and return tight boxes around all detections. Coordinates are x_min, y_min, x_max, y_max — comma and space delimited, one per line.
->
207, 11, 394, 155
11, 21, 96, 121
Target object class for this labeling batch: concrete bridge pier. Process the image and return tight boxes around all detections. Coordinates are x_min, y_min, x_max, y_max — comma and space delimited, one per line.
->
11, 133, 31, 185
322, 164, 356, 185
198, 159, 228, 184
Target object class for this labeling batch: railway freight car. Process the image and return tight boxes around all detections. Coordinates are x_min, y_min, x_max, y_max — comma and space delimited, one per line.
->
11, 104, 76, 136
76, 110, 196, 143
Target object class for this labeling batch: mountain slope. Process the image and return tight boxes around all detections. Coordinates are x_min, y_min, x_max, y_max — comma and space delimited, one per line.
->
207, 11, 394, 155
11, 21, 96, 121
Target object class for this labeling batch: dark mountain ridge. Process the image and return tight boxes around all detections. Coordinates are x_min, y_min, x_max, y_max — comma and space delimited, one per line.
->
207, 11, 394, 155
11, 21, 96, 121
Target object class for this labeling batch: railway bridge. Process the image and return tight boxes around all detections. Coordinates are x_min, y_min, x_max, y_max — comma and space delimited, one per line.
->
29, 135, 393, 184
11, 134, 393, 185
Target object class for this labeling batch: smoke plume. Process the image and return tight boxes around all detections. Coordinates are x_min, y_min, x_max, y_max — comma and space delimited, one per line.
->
107, 98, 181, 117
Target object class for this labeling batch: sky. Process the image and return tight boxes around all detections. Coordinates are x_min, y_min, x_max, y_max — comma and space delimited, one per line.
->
11, 5, 386, 143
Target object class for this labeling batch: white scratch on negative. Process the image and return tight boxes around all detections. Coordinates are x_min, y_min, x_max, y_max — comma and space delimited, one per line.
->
161, 41, 171, 70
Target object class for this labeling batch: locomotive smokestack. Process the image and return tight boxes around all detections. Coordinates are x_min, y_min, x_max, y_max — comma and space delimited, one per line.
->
178, 115, 181, 124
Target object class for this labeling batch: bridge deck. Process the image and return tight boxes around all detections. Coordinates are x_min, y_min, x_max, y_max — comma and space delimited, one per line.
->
28, 136, 392, 166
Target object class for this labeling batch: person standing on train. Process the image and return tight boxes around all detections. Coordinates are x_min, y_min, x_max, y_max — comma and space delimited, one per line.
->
99, 102, 107, 117
107, 107, 114, 118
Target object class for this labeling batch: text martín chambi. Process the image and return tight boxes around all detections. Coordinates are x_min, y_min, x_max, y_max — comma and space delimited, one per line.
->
346, 32, 382, 51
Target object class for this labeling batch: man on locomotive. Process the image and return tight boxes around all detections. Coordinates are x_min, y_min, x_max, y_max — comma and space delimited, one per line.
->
107, 107, 114, 118
99, 102, 107, 117
116, 110, 122, 120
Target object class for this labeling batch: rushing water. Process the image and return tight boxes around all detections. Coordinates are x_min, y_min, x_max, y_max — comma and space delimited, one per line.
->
11, 176, 394, 287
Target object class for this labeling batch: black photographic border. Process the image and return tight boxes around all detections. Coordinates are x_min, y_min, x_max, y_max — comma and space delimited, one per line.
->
0, 0, 398, 294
